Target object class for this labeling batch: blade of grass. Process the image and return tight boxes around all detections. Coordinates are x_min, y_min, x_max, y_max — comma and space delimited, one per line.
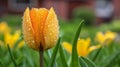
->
59, 45, 68, 67
71, 20, 84, 67
92, 40, 109, 62
81, 57, 96, 67
79, 57, 88, 67
49, 38, 61, 67
92, 47, 102, 61
7, 44, 18, 67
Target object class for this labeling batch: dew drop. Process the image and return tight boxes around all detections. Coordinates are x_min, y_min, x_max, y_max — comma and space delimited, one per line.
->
28, 28, 31, 31
48, 25, 50, 27
26, 19, 29, 22
41, 26, 43, 28
32, 40, 35, 43
44, 37, 47, 39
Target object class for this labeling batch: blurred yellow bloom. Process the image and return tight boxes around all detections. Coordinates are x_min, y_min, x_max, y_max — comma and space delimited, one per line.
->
62, 38, 100, 57
22, 7, 59, 50
95, 31, 117, 45
4, 30, 24, 48
0, 22, 10, 33
18, 40, 25, 48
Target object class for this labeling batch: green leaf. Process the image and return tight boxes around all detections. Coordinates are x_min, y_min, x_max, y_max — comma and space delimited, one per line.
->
25, 50, 35, 67
49, 38, 61, 67
45, 50, 51, 59
103, 51, 120, 67
81, 57, 96, 67
9, 56, 24, 67
7, 44, 18, 67
79, 57, 88, 67
71, 20, 84, 67
44, 54, 49, 67
0, 60, 5, 67
59, 45, 68, 67
92, 47, 102, 61
17, 56, 24, 65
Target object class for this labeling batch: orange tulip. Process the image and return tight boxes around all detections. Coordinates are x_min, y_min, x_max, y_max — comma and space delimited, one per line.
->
22, 7, 59, 51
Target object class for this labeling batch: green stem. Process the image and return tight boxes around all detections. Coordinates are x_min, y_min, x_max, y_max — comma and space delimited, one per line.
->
7, 45, 18, 67
92, 47, 102, 61
40, 50, 44, 67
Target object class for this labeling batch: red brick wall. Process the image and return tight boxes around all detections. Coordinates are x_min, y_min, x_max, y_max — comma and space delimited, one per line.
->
42, 0, 93, 19
113, 0, 120, 19
0, 0, 8, 16
42, 0, 68, 20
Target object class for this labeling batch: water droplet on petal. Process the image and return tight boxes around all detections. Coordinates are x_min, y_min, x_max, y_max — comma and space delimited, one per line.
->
27, 19, 29, 22
32, 40, 35, 43
28, 28, 31, 31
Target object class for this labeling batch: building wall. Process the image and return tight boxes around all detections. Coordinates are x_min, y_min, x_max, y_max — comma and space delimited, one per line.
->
0, 0, 120, 20
42, 0, 68, 20
113, 0, 120, 19
0, 0, 8, 16
8, 0, 38, 13
42, 0, 93, 19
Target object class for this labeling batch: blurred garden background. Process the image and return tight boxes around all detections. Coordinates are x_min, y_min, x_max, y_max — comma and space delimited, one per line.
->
0, 0, 120, 67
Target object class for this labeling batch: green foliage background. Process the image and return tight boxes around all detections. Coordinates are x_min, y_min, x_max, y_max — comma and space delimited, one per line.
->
0, 15, 120, 67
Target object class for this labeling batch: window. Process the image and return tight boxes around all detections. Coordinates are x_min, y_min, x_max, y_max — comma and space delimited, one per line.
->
8, 0, 38, 12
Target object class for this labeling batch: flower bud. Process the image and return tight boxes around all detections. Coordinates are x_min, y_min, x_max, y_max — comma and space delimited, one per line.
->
22, 7, 59, 50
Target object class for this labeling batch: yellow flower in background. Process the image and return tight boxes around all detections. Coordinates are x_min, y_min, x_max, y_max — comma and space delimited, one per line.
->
62, 42, 72, 53
4, 30, 24, 48
22, 7, 59, 51
0, 22, 11, 33
18, 40, 25, 48
95, 31, 117, 45
62, 38, 100, 57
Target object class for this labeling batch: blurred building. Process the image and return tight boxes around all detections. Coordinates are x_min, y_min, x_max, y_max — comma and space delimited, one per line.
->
0, 0, 120, 20
0, 0, 39, 14
42, 0, 93, 19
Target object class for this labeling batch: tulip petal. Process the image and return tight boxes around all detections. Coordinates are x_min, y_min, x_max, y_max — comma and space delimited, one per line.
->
62, 42, 72, 54
30, 8, 48, 50
88, 45, 101, 54
77, 38, 91, 56
44, 7, 59, 49
22, 8, 36, 50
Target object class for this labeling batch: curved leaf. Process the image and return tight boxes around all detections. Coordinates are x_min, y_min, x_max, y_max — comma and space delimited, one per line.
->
49, 38, 61, 67
81, 57, 96, 67
59, 45, 68, 67
71, 20, 84, 67
79, 57, 88, 67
